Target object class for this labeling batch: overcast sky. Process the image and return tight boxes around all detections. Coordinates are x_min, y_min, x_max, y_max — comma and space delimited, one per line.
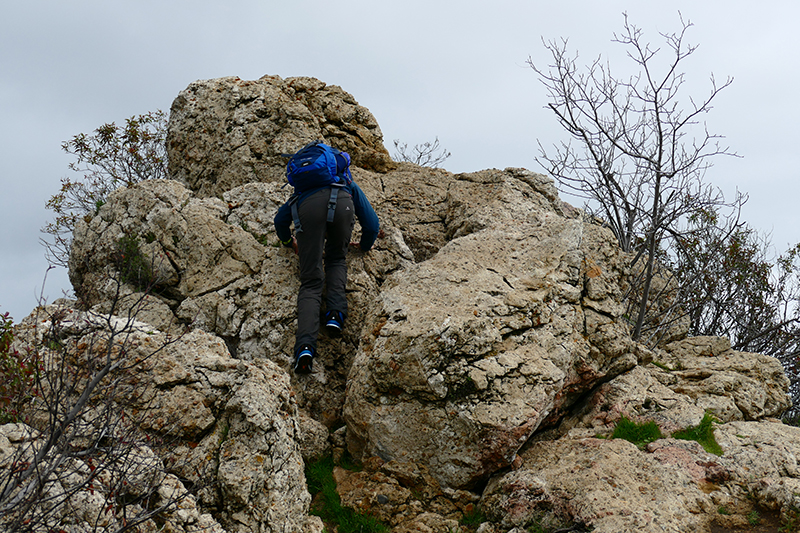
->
2, 0, 798, 322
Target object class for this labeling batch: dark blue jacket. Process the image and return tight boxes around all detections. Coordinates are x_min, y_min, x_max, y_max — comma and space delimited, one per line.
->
274, 182, 380, 252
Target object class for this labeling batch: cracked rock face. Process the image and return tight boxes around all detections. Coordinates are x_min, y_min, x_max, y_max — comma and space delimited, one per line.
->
61, 75, 793, 531
67, 74, 659, 492
343, 169, 648, 489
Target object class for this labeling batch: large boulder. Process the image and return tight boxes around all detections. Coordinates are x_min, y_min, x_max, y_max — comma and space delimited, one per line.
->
557, 336, 792, 436
479, 418, 800, 533
343, 168, 652, 490
167, 75, 395, 199
68, 179, 267, 312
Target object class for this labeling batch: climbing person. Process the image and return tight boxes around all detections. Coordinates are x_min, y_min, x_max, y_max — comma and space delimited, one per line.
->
274, 141, 381, 374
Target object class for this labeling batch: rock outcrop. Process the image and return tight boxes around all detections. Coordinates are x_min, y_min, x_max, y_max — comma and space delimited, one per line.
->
343, 168, 649, 489
67, 163, 648, 491
8, 305, 321, 533
167, 75, 395, 199
479, 418, 800, 533
11, 75, 795, 532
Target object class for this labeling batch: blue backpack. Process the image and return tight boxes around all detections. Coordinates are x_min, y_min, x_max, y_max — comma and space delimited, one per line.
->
285, 141, 352, 193
284, 141, 353, 232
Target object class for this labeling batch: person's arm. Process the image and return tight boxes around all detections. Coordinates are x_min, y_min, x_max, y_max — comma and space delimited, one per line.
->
350, 183, 380, 252
274, 202, 294, 248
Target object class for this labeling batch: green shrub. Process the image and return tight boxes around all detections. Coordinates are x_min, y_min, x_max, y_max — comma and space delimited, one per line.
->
0, 313, 41, 423
42, 111, 168, 268
783, 412, 800, 427
115, 234, 155, 291
304, 456, 388, 533
611, 416, 663, 449
672, 412, 723, 456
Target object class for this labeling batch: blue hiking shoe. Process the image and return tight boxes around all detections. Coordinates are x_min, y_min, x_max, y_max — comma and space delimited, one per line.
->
324, 310, 345, 337
293, 345, 314, 374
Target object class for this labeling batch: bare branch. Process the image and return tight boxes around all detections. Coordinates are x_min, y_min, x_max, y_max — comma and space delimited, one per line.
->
392, 137, 452, 168
529, 13, 739, 342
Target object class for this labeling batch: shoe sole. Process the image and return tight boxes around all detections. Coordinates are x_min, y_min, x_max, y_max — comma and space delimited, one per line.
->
325, 323, 343, 337
294, 353, 313, 374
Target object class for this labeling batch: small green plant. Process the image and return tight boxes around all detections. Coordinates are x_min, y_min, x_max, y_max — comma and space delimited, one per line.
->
522, 514, 579, 533
115, 233, 155, 291
717, 506, 729, 515
460, 507, 486, 527
45, 338, 63, 351
337, 450, 363, 472
672, 412, 723, 456
219, 422, 230, 444
783, 413, 800, 427
0, 312, 41, 423
239, 221, 272, 247
305, 456, 388, 533
213, 422, 231, 468
526, 522, 546, 533
611, 416, 663, 449
651, 360, 673, 371
780, 505, 800, 532
748, 510, 761, 525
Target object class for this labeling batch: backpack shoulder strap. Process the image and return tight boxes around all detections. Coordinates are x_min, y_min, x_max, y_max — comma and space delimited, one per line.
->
327, 186, 341, 223
288, 194, 303, 233
289, 185, 343, 232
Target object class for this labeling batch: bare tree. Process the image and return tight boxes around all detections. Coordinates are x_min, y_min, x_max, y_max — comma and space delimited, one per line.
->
392, 137, 451, 168
0, 267, 194, 532
529, 13, 742, 342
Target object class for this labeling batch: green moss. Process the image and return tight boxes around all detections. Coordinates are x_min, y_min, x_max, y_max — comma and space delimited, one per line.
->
611, 416, 663, 449
672, 412, 723, 456
304, 456, 388, 533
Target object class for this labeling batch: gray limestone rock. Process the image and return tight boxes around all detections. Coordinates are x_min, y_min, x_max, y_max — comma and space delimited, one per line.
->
167, 75, 395, 199
10, 303, 314, 533
39, 74, 796, 531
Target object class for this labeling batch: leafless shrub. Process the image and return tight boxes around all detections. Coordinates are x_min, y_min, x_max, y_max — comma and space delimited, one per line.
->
392, 137, 451, 168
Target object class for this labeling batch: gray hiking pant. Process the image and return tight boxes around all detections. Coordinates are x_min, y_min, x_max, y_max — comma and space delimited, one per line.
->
294, 187, 354, 354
